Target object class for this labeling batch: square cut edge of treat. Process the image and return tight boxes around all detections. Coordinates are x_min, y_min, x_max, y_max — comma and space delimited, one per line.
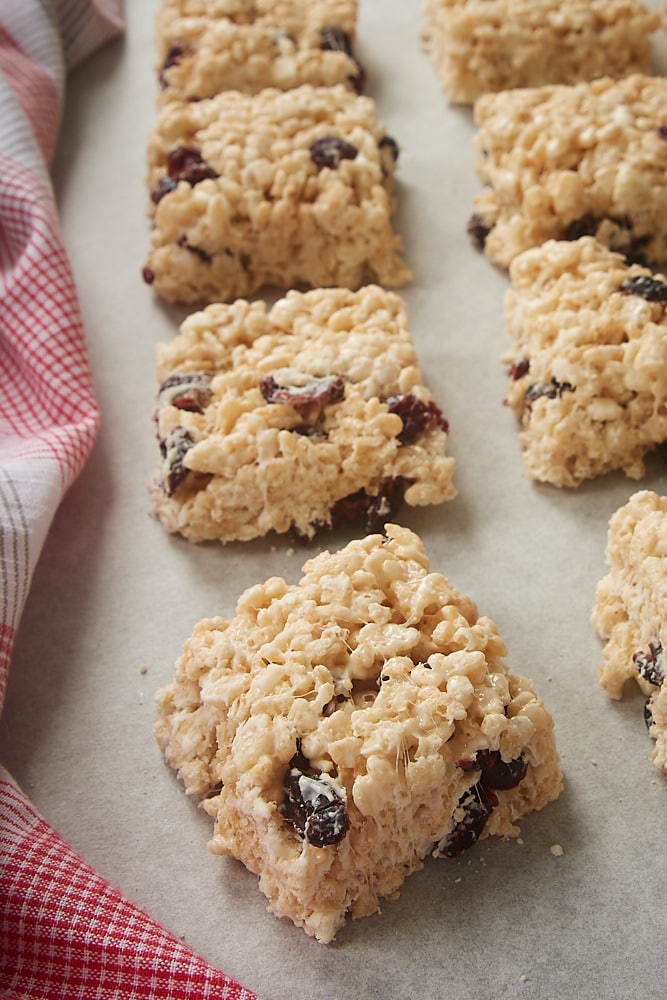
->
150, 285, 456, 544
143, 84, 411, 304
502, 237, 667, 487
591, 489, 667, 774
155, 523, 563, 943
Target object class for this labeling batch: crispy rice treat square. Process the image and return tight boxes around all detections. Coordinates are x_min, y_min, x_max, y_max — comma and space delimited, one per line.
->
156, 0, 363, 102
468, 74, 667, 271
143, 84, 410, 304
503, 237, 667, 487
151, 285, 456, 542
422, 0, 658, 105
155, 524, 563, 942
591, 490, 667, 774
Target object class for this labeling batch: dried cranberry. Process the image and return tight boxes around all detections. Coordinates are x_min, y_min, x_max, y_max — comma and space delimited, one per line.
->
259, 374, 345, 412
177, 236, 212, 263
564, 214, 599, 241
476, 749, 528, 790
319, 26, 365, 93
309, 136, 358, 169
378, 136, 399, 176
524, 378, 574, 410
363, 477, 410, 533
467, 213, 490, 250
320, 26, 354, 56
151, 147, 218, 204
508, 359, 530, 381
166, 146, 218, 185
159, 44, 185, 88
281, 756, 349, 848
289, 477, 410, 544
620, 275, 667, 303
564, 215, 649, 265
437, 783, 498, 858
327, 477, 410, 535
632, 641, 665, 687
657, 125, 667, 141
385, 393, 449, 444
151, 176, 178, 205
142, 266, 155, 285
159, 426, 195, 495
157, 373, 213, 413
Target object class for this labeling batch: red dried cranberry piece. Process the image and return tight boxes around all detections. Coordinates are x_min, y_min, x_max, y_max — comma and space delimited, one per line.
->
151, 147, 218, 204
328, 477, 410, 535
289, 477, 411, 544
467, 213, 490, 250
142, 266, 155, 285
363, 476, 410, 533
319, 26, 365, 93
260, 374, 345, 412
378, 135, 399, 175
524, 378, 574, 410
159, 426, 195, 495
320, 26, 353, 56
620, 275, 667, 303
632, 641, 665, 687
564, 215, 650, 265
167, 146, 219, 185
508, 359, 530, 381
476, 749, 528, 790
157, 373, 213, 413
564, 214, 600, 241
437, 783, 498, 858
644, 699, 655, 729
151, 176, 178, 205
658, 125, 667, 141
385, 393, 449, 444
177, 236, 213, 263
309, 136, 358, 169
159, 44, 185, 88
281, 757, 349, 848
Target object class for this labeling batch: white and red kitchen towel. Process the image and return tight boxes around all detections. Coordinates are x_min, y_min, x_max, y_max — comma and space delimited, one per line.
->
0, 2, 256, 995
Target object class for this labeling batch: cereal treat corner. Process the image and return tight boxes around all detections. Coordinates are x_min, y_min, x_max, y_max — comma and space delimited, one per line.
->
156, 524, 563, 942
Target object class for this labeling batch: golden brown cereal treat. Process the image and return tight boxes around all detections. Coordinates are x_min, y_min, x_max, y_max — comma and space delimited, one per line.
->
151, 286, 456, 542
591, 490, 667, 773
469, 75, 667, 270
143, 85, 410, 303
156, 0, 363, 102
422, 0, 658, 105
155, 523, 563, 943
503, 237, 667, 487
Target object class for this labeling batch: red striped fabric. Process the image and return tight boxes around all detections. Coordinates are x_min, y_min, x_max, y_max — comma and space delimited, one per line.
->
0, 769, 257, 1000
0, 3, 257, 996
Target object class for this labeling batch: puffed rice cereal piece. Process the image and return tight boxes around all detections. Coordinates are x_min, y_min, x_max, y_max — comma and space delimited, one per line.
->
143, 84, 410, 303
155, 523, 563, 942
422, 0, 658, 105
503, 237, 667, 486
151, 285, 456, 542
591, 490, 667, 774
156, 0, 363, 102
469, 74, 667, 270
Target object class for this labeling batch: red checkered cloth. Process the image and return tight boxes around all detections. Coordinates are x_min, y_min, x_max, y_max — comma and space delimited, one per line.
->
0, 3, 257, 996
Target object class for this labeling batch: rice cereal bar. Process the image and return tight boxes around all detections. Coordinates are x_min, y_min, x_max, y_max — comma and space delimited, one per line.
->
422, 0, 658, 105
156, 0, 364, 102
151, 285, 456, 543
503, 237, 667, 487
468, 74, 667, 270
155, 523, 563, 942
591, 490, 667, 774
143, 85, 411, 303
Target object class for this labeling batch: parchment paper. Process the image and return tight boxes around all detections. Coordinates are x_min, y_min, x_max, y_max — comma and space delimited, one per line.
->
1, 2, 666, 997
